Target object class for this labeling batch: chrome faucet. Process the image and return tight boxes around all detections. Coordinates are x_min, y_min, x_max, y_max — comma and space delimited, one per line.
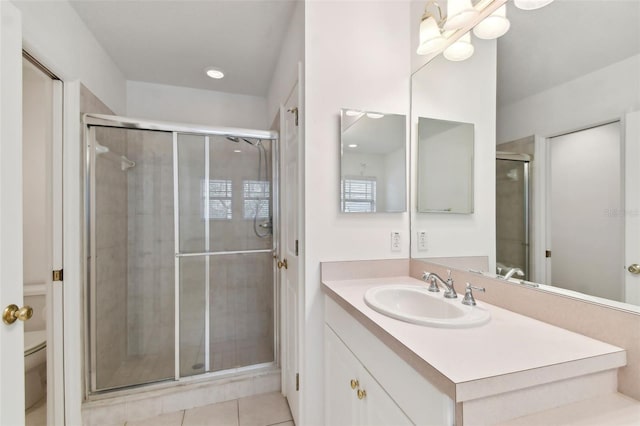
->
421, 270, 457, 299
502, 267, 525, 280
462, 283, 485, 306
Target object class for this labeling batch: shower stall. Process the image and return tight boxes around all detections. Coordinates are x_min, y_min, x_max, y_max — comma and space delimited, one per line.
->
85, 114, 278, 393
496, 153, 531, 281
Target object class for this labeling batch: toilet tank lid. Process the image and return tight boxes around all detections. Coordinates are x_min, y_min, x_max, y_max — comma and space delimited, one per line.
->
25, 330, 46, 353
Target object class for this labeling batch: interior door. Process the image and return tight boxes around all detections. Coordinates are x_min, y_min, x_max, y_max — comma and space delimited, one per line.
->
625, 111, 640, 305
548, 122, 623, 301
0, 2, 26, 424
280, 81, 300, 423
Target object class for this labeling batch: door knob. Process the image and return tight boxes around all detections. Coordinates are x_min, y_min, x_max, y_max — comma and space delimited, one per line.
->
277, 259, 288, 270
628, 264, 640, 275
3, 304, 33, 325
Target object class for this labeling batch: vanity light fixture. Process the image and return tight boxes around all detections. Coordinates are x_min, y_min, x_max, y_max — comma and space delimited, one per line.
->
366, 113, 385, 119
417, 0, 554, 61
205, 67, 224, 79
473, 4, 510, 39
348, 144, 358, 148
233, 149, 242, 153
514, 0, 555, 11
443, 0, 479, 31
444, 32, 474, 61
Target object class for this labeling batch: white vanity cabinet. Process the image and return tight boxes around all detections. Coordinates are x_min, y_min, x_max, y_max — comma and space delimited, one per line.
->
324, 296, 454, 426
325, 325, 413, 426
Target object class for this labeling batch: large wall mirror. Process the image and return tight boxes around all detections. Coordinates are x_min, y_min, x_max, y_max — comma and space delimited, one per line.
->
340, 109, 407, 213
417, 117, 474, 214
410, 0, 640, 311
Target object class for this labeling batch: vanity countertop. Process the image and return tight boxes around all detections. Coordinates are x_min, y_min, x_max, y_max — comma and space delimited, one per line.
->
322, 275, 627, 402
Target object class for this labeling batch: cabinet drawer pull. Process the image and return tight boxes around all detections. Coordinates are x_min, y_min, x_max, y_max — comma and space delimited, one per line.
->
357, 389, 367, 400
350, 379, 359, 389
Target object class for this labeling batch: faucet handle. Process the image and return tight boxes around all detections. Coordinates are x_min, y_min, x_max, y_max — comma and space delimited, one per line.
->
462, 283, 485, 306
446, 269, 452, 280
422, 271, 440, 292
427, 276, 440, 293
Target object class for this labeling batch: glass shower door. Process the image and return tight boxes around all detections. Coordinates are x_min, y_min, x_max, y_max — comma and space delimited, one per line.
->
495, 159, 530, 280
90, 126, 175, 391
176, 134, 275, 378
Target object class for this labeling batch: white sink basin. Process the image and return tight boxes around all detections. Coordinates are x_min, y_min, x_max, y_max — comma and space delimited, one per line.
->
364, 284, 490, 328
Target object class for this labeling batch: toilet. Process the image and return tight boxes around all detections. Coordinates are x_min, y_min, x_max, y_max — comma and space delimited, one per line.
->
24, 330, 46, 410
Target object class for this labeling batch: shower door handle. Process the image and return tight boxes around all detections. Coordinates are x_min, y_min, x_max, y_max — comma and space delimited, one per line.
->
277, 258, 288, 270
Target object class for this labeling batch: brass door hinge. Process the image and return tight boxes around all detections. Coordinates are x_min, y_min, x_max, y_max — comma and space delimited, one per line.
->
545, 250, 552, 258
295, 240, 299, 257
52, 269, 63, 282
296, 373, 299, 391
288, 107, 299, 126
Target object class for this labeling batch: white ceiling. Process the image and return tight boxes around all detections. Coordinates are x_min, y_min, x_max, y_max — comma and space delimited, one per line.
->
69, 0, 297, 97
497, 0, 640, 107
342, 113, 406, 155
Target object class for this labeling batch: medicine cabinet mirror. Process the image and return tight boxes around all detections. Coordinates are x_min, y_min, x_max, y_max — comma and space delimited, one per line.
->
340, 109, 407, 213
417, 117, 474, 214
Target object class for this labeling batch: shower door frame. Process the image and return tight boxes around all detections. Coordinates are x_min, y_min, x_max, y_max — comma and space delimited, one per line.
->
84, 113, 280, 395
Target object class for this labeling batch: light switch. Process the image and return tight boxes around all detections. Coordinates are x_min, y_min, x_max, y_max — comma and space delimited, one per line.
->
390, 231, 401, 252
417, 231, 427, 251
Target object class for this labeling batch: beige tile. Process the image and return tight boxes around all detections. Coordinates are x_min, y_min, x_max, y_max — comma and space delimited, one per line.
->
238, 392, 291, 426
182, 400, 238, 426
125, 410, 184, 426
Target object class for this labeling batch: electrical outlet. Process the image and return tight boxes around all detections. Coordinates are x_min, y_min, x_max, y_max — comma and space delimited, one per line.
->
417, 231, 427, 251
390, 231, 401, 252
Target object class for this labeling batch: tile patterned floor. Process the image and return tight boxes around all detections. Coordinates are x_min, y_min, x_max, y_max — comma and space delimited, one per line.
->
125, 392, 294, 426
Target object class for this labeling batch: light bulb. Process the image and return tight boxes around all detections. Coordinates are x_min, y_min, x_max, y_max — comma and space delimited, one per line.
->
444, 0, 479, 31
444, 33, 474, 62
514, 0, 554, 11
473, 5, 510, 39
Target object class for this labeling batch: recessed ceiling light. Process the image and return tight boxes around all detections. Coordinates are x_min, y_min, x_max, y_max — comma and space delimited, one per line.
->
366, 113, 384, 119
205, 67, 224, 79
348, 144, 358, 148
345, 110, 363, 117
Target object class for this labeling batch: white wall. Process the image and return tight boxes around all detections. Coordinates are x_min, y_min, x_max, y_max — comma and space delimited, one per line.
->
498, 54, 640, 143
304, 1, 411, 423
126, 81, 269, 130
385, 147, 406, 212
266, 0, 304, 124
12, 0, 126, 114
410, 39, 497, 267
